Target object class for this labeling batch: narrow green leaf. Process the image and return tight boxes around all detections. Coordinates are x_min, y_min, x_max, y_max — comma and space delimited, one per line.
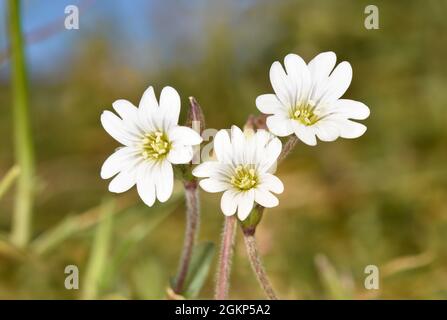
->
314, 254, 353, 300
0, 165, 20, 201
182, 241, 215, 299
101, 193, 182, 289
81, 198, 115, 300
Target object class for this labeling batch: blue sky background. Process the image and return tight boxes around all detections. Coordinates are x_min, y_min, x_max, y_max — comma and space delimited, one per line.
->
0, 0, 257, 78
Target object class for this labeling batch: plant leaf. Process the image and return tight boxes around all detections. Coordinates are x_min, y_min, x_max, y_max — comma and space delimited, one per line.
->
182, 241, 215, 299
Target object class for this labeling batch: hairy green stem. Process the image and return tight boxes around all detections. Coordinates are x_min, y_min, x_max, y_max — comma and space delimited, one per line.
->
243, 233, 278, 300
215, 215, 237, 300
9, 0, 35, 248
278, 135, 298, 164
173, 181, 200, 294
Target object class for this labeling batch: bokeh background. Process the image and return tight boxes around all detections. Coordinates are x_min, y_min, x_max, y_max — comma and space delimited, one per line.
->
0, 0, 447, 299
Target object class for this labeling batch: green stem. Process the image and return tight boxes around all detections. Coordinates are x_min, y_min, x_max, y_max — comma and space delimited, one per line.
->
8, 0, 35, 248
173, 181, 200, 295
243, 233, 278, 300
215, 215, 237, 300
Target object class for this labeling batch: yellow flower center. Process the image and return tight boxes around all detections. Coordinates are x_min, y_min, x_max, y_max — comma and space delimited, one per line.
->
290, 103, 319, 126
231, 165, 258, 191
141, 131, 171, 160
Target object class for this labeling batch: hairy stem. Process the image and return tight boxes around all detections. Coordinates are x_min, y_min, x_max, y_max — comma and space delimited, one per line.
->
215, 215, 237, 300
9, 0, 35, 248
243, 233, 278, 300
173, 180, 200, 294
278, 135, 298, 164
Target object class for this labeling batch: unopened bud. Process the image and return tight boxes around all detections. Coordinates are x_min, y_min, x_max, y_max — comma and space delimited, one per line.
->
186, 96, 206, 134
240, 205, 264, 236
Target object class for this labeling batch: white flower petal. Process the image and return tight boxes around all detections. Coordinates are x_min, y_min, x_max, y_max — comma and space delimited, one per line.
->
112, 99, 143, 136
259, 137, 282, 171
221, 189, 238, 216
112, 99, 137, 119
159, 86, 181, 129
139, 86, 159, 110
321, 61, 352, 103
100, 147, 138, 179
155, 161, 174, 202
167, 144, 193, 164
213, 129, 232, 164
108, 169, 137, 193
255, 188, 279, 208
136, 162, 156, 207
294, 123, 317, 146
192, 161, 220, 178
261, 173, 284, 194
168, 126, 202, 146
332, 99, 370, 120
199, 178, 229, 193
308, 51, 336, 88
256, 94, 286, 115
314, 120, 340, 142
284, 53, 311, 103
101, 111, 137, 146
266, 115, 294, 137
269, 61, 293, 108
237, 190, 255, 221
337, 119, 367, 139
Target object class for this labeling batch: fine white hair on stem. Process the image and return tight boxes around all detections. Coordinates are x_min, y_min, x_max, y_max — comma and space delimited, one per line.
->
215, 215, 237, 300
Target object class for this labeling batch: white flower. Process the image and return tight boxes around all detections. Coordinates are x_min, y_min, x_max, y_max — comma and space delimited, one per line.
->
193, 126, 284, 221
100, 86, 202, 206
256, 52, 370, 146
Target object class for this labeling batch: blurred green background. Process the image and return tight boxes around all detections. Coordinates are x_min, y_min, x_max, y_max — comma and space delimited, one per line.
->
1, 0, 447, 299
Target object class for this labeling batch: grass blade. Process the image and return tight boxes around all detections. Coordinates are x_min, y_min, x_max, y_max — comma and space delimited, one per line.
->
81, 198, 115, 300
8, 0, 35, 248
182, 242, 215, 299
0, 165, 20, 201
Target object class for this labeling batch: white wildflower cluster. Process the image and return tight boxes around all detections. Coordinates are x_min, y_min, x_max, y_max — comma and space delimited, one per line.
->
100, 52, 369, 221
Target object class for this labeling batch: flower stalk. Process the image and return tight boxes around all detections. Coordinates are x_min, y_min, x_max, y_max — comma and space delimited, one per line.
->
9, 0, 35, 248
215, 215, 237, 300
173, 179, 200, 295
172, 96, 205, 295
243, 231, 278, 300
278, 135, 298, 164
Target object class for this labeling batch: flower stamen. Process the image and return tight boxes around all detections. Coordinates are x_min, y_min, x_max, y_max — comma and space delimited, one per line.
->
141, 131, 171, 160
290, 102, 319, 126
231, 165, 258, 191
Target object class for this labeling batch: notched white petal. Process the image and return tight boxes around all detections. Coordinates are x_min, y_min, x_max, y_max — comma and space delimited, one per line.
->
294, 124, 317, 146
199, 178, 229, 193
159, 86, 181, 129
213, 129, 232, 163
221, 190, 238, 216
167, 144, 194, 164
261, 173, 284, 194
108, 170, 136, 193
333, 99, 370, 120
255, 188, 279, 208
192, 161, 220, 178
155, 161, 174, 202
266, 115, 294, 137
237, 190, 255, 221
338, 120, 367, 139
168, 126, 202, 146
139, 86, 159, 110
256, 94, 285, 115
100, 147, 136, 179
